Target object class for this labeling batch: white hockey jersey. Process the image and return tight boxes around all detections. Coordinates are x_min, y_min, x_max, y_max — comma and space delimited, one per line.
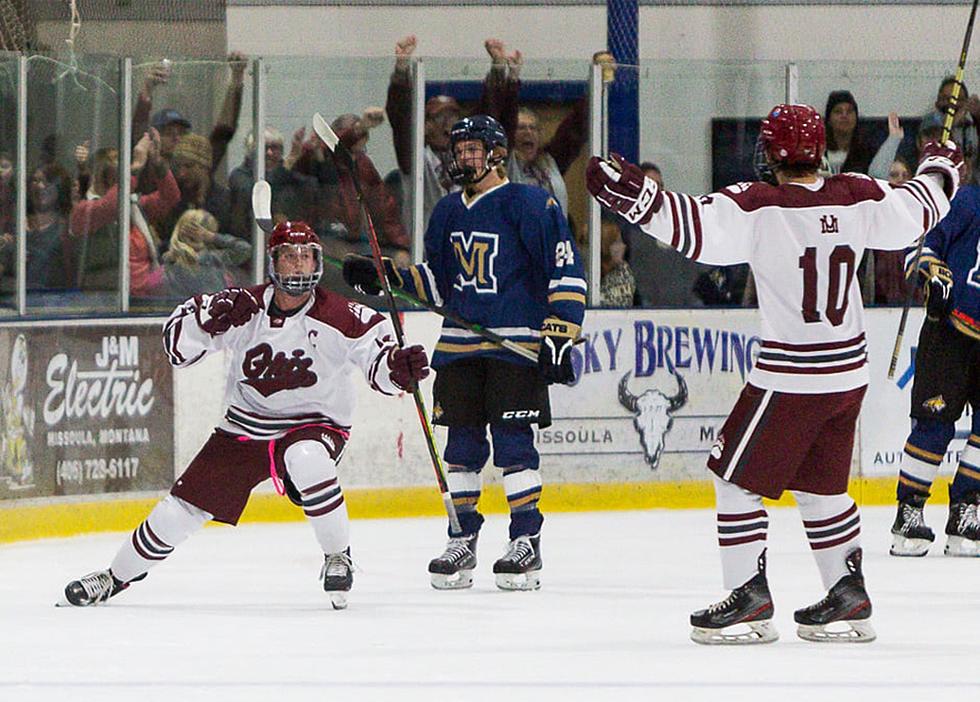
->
163, 284, 402, 439
639, 172, 950, 393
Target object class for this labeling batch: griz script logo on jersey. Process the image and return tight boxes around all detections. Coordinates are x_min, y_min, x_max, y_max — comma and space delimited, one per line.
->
618, 369, 688, 468
241, 343, 317, 397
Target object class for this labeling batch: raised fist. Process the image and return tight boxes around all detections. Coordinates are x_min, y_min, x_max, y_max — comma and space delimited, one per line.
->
586, 153, 663, 225
387, 344, 430, 391
200, 288, 260, 336
917, 140, 964, 199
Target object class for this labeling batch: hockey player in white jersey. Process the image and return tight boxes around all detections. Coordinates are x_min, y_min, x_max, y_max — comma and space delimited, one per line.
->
587, 104, 963, 644
61, 220, 430, 610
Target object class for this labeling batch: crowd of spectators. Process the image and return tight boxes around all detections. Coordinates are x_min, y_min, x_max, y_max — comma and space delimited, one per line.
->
0, 47, 975, 312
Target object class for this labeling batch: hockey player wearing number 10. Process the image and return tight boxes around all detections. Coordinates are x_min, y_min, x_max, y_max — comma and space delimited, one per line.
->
343, 115, 586, 591
62, 221, 430, 610
587, 104, 963, 644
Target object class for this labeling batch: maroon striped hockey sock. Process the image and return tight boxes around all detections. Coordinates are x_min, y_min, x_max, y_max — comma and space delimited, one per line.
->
110, 494, 210, 583
795, 492, 861, 590
713, 477, 769, 589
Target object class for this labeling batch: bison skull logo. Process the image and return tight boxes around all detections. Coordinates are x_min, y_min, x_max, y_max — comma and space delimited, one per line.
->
618, 370, 687, 468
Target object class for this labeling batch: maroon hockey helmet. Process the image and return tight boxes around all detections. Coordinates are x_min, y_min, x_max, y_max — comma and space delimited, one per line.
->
759, 104, 826, 169
267, 220, 323, 295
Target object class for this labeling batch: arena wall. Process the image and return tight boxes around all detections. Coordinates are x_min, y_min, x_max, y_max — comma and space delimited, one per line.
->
0, 307, 966, 544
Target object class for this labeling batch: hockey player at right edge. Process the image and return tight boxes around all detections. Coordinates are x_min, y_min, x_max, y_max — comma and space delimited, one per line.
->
586, 104, 962, 644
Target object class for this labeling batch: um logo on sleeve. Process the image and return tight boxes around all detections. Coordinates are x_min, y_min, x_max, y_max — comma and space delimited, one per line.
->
451, 230, 499, 293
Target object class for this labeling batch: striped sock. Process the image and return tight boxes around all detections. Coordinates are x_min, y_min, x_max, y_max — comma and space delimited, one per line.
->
713, 476, 768, 590
299, 477, 348, 554
951, 434, 980, 502
110, 494, 210, 583
898, 442, 942, 501
795, 492, 861, 590
503, 466, 543, 539
447, 467, 483, 536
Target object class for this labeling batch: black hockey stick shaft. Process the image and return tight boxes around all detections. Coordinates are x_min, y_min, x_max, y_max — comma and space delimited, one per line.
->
320, 254, 539, 362
888, 0, 979, 380
311, 114, 460, 533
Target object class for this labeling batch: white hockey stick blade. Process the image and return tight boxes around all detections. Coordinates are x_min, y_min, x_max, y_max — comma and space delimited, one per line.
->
251, 179, 274, 233
312, 112, 339, 153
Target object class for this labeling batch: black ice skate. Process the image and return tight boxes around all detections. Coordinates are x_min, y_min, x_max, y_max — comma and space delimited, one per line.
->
794, 548, 875, 643
321, 548, 353, 610
690, 552, 777, 645
59, 569, 144, 607
428, 534, 478, 590
492, 534, 541, 591
890, 494, 935, 557
944, 493, 980, 557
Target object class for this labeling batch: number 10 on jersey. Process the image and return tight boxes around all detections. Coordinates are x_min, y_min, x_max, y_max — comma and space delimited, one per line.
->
798, 245, 856, 327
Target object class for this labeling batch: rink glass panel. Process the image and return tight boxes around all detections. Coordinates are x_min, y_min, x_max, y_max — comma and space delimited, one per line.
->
128, 58, 256, 314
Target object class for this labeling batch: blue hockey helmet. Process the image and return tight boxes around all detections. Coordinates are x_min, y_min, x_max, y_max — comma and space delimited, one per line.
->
448, 115, 508, 185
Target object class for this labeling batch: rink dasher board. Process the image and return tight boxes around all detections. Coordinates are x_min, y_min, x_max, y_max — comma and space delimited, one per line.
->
0, 307, 967, 543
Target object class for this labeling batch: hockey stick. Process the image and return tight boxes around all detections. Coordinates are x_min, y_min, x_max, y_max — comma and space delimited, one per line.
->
309, 114, 461, 533
888, 0, 979, 379
324, 254, 540, 362
253, 182, 539, 361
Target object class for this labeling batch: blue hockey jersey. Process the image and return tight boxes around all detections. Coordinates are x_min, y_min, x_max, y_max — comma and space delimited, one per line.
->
909, 183, 980, 339
394, 180, 587, 368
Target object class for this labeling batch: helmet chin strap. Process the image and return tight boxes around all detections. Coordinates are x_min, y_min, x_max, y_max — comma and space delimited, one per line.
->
459, 152, 505, 190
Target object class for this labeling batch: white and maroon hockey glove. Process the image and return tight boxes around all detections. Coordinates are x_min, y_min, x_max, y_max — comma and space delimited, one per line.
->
387, 344, 430, 391
916, 140, 963, 199
585, 152, 663, 225
199, 288, 260, 336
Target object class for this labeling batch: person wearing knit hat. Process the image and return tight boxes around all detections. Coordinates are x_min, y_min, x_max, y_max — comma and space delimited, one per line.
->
824, 90, 874, 175
172, 133, 213, 173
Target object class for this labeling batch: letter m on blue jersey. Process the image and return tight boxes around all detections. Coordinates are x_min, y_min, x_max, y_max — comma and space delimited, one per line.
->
450, 231, 499, 293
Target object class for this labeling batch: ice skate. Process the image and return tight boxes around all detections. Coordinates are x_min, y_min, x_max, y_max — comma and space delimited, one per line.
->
795, 548, 875, 643
492, 534, 541, 591
944, 494, 980, 557
890, 494, 935, 557
58, 569, 143, 607
690, 553, 777, 645
321, 548, 353, 610
428, 534, 478, 590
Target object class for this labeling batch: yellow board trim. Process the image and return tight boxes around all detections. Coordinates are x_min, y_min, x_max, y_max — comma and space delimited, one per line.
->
0, 476, 953, 545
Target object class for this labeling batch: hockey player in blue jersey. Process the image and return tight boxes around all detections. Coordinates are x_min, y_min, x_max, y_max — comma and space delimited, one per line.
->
891, 182, 980, 558
343, 115, 586, 590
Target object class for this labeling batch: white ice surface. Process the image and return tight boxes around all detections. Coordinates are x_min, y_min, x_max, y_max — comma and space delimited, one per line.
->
2, 506, 979, 702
